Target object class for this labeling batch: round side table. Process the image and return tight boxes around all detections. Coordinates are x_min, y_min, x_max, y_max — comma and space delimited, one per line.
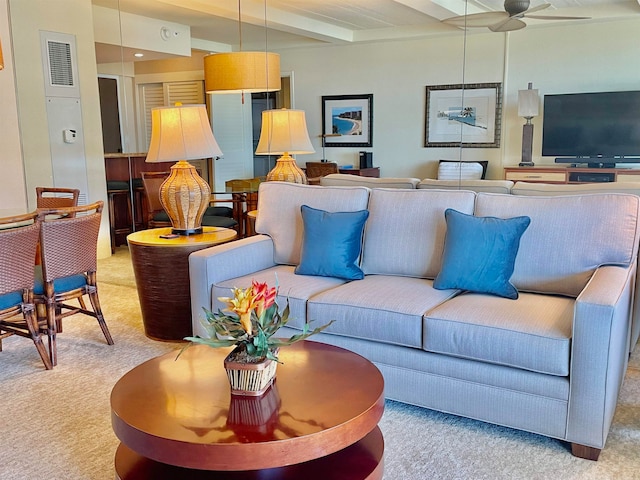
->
127, 227, 237, 341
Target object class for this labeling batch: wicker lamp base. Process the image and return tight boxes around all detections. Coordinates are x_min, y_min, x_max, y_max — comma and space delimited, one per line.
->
160, 160, 211, 235
266, 154, 308, 184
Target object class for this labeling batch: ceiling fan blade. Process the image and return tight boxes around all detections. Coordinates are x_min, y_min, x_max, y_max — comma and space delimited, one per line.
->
443, 12, 509, 27
525, 14, 591, 20
489, 18, 526, 32
522, 3, 551, 15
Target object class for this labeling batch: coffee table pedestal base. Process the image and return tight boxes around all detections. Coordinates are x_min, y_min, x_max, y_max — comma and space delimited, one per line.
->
115, 426, 384, 480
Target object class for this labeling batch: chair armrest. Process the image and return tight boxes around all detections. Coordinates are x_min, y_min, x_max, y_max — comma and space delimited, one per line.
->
567, 263, 636, 449
189, 235, 276, 336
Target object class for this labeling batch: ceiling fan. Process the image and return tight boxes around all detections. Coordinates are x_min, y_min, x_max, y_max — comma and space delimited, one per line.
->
442, 0, 590, 32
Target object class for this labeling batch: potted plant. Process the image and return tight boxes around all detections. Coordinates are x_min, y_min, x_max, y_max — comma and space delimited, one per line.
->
183, 280, 334, 396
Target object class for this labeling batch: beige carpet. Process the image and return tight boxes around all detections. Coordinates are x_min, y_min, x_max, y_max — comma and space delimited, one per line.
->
1, 246, 640, 479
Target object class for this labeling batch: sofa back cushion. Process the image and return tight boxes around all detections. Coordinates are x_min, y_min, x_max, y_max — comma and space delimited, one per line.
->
512, 181, 640, 197
361, 188, 476, 278
418, 179, 514, 194
475, 192, 640, 296
255, 182, 370, 265
321, 173, 419, 189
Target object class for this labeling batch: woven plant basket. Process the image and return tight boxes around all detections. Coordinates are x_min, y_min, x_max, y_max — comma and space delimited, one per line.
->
224, 348, 278, 396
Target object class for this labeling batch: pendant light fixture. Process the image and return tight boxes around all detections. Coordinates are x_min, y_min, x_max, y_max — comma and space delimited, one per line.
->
204, 0, 280, 96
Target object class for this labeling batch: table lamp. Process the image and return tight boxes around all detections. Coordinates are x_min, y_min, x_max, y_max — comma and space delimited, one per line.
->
256, 109, 315, 184
146, 104, 222, 235
518, 82, 539, 167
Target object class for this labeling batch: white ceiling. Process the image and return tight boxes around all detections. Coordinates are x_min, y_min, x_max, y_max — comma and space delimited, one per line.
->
93, 0, 640, 62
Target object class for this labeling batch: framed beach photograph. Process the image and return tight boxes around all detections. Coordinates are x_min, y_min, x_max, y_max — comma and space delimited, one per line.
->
322, 94, 373, 147
424, 83, 502, 148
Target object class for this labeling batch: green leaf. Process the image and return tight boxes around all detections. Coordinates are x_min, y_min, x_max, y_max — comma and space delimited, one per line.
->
183, 336, 238, 348
268, 320, 335, 348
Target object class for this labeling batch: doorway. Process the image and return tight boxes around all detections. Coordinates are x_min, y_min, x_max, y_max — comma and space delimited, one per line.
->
98, 76, 122, 153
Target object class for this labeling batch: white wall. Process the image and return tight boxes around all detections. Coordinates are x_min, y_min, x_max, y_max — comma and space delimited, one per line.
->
279, 18, 640, 180
0, 0, 27, 216
8, 0, 110, 257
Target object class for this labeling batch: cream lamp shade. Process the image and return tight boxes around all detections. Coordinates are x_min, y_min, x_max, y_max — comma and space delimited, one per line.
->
146, 104, 223, 235
204, 52, 281, 94
255, 109, 315, 184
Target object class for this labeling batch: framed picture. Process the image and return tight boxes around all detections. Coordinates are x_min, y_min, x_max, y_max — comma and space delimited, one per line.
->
424, 83, 502, 148
322, 94, 373, 147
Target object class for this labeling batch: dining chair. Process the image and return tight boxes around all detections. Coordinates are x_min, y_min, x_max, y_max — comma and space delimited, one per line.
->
34, 201, 114, 366
142, 171, 238, 232
141, 171, 172, 228
305, 161, 338, 185
0, 212, 52, 370
36, 186, 80, 211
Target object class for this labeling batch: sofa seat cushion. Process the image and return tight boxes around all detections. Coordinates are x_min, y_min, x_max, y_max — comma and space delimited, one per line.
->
211, 265, 347, 331
307, 275, 459, 348
423, 291, 574, 376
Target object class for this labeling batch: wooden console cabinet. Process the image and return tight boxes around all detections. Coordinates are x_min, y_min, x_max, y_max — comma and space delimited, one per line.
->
504, 166, 640, 184
338, 167, 380, 178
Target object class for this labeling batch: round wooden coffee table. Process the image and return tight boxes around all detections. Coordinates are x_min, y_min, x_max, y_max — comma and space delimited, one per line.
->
111, 341, 385, 479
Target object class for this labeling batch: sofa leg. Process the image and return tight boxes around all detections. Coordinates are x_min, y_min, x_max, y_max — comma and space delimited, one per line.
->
571, 443, 601, 461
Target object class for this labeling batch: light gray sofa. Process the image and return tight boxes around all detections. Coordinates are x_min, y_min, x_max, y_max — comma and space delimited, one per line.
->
189, 181, 640, 460
327, 174, 640, 352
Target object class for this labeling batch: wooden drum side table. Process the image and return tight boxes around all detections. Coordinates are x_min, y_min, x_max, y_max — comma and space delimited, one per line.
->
111, 341, 385, 479
127, 227, 237, 341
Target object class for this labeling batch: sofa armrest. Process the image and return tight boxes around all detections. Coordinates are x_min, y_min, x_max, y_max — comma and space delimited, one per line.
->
567, 263, 636, 450
189, 234, 276, 335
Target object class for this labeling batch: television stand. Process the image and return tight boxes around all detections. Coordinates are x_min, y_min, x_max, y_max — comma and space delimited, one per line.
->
504, 166, 640, 184
555, 157, 624, 169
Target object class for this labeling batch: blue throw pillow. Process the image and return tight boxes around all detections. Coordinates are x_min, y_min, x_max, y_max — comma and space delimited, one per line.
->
295, 205, 369, 280
433, 208, 531, 299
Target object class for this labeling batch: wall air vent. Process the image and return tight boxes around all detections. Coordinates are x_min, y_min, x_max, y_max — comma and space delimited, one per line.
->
47, 41, 74, 86
40, 31, 79, 98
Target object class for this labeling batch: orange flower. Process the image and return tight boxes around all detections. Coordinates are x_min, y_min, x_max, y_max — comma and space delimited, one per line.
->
252, 280, 277, 318
219, 286, 256, 334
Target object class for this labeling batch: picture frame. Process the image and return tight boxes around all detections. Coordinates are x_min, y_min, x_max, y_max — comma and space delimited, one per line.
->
424, 83, 502, 148
322, 94, 373, 147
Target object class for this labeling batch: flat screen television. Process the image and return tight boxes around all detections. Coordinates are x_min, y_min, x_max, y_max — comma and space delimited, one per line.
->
541, 90, 640, 165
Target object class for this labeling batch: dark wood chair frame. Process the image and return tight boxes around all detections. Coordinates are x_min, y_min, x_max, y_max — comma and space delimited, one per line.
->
34, 201, 114, 366
0, 212, 52, 370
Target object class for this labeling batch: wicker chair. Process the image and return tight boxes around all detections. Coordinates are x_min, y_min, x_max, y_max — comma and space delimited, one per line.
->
141, 172, 172, 228
0, 212, 52, 369
142, 171, 238, 232
35, 186, 82, 264
34, 201, 114, 366
36, 187, 80, 212
305, 162, 338, 185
